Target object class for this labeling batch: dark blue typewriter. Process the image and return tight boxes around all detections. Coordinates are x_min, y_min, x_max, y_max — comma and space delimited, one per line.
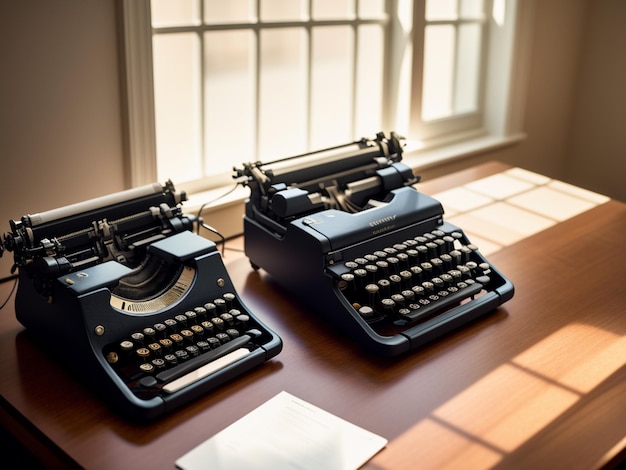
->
234, 132, 514, 357
0, 181, 282, 420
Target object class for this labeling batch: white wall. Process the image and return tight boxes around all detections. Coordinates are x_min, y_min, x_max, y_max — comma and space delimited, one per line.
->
0, 1, 125, 276
565, 0, 626, 201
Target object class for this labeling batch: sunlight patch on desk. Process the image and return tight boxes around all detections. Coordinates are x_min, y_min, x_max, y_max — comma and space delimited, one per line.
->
372, 418, 503, 470
464, 172, 535, 200
512, 323, 626, 394
432, 167, 609, 253
432, 363, 579, 453
374, 323, 626, 468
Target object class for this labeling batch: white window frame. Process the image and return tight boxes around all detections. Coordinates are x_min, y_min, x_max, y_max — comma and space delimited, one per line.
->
119, 0, 532, 234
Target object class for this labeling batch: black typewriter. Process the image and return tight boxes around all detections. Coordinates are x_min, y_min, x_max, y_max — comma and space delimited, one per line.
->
234, 132, 514, 357
0, 180, 282, 420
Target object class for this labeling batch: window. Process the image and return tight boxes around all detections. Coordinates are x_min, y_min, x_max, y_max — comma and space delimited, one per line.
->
121, 0, 526, 192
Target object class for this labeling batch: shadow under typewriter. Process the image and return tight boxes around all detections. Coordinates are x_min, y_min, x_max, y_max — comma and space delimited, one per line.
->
1, 181, 282, 420
235, 132, 514, 357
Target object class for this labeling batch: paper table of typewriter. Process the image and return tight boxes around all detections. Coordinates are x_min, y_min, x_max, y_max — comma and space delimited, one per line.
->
234, 132, 513, 356
0, 181, 281, 420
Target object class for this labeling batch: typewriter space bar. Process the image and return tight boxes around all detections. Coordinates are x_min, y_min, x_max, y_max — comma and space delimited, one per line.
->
159, 335, 251, 392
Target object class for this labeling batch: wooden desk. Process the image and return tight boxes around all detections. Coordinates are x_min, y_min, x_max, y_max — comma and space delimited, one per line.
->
0, 162, 624, 469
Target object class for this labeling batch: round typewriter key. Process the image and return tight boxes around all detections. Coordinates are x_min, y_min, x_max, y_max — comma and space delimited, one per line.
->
211, 317, 225, 329
398, 308, 411, 317
139, 363, 154, 373
204, 302, 217, 315
170, 333, 184, 345
365, 283, 379, 306
136, 347, 150, 360
131, 332, 145, 344
215, 332, 229, 344
214, 298, 227, 312
358, 306, 375, 319
180, 329, 194, 342
175, 314, 188, 326
381, 298, 396, 315
143, 327, 156, 340
191, 325, 204, 337
164, 318, 178, 332
220, 313, 234, 325
402, 289, 415, 300
174, 349, 189, 361
339, 273, 354, 289
223, 292, 236, 306
345, 261, 358, 269
120, 340, 134, 352
185, 310, 197, 323
148, 342, 162, 354
201, 320, 215, 333
153, 323, 167, 337
164, 353, 177, 366
197, 340, 211, 351
386, 257, 400, 273
152, 358, 165, 369
235, 314, 250, 326
207, 337, 221, 348
159, 338, 173, 349
226, 328, 240, 339
106, 351, 119, 364
185, 345, 200, 357
391, 293, 405, 308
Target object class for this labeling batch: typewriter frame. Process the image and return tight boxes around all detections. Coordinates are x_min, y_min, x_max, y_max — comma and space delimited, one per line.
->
236, 132, 514, 357
2, 182, 282, 420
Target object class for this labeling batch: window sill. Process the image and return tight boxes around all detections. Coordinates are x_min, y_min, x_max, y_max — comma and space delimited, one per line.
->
184, 133, 526, 241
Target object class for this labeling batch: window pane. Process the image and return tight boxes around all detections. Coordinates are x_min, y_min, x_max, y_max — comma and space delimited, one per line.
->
153, 33, 202, 182
310, 26, 354, 149
151, 0, 198, 27
460, 0, 484, 19
260, 0, 307, 22
204, 0, 254, 24
312, 0, 354, 20
204, 31, 255, 176
455, 24, 481, 114
425, 0, 457, 21
422, 25, 455, 121
354, 25, 384, 136
358, 0, 385, 18
259, 28, 307, 160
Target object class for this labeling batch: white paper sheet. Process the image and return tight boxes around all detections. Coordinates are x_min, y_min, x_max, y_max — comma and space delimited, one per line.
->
176, 391, 387, 470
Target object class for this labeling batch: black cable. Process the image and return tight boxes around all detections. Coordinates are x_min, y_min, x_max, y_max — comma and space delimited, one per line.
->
0, 276, 17, 311
199, 221, 226, 256
194, 182, 241, 256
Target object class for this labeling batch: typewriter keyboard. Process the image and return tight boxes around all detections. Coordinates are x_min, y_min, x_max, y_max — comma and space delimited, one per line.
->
327, 226, 494, 331
103, 293, 264, 397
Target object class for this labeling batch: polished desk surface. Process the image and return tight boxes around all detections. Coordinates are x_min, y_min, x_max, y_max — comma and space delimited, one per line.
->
0, 162, 624, 469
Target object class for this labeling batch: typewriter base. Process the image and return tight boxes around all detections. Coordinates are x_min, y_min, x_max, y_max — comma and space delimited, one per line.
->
14, 232, 282, 421
243, 212, 514, 357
